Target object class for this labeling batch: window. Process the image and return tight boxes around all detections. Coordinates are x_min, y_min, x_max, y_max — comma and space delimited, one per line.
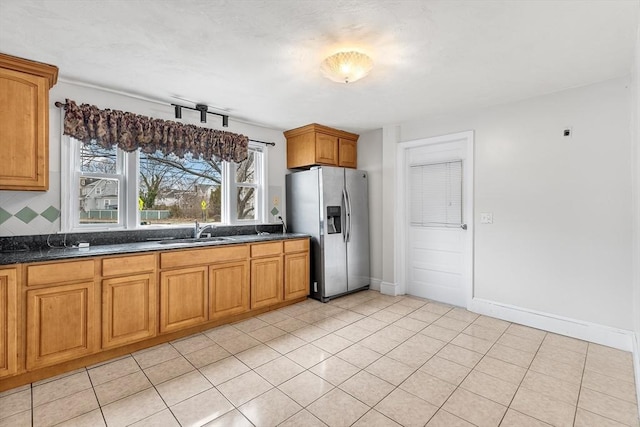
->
409, 160, 462, 227
232, 149, 262, 221
63, 138, 266, 231
72, 143, 124, 227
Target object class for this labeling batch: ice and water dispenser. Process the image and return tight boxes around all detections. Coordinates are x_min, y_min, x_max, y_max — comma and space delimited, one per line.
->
326, 206, 341, 234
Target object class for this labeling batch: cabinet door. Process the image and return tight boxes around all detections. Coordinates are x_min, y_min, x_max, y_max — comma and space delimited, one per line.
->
27, 282, 98, 369
284, 252, 310, 300
338, 138, 358, 168
102, 273, 156, 349
315, 133, 339, 165
0, 68, 49, 190
0, 268, 17, 377
209, 261, 249, 320
251, 257, 283, 309
160, 267, 208, 333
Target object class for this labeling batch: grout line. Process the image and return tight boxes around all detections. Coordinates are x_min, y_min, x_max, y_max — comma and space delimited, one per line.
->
573, 342, 589, 425
84, 365, 109, 427
414, 311, 487, 425
30, 382, 34, 427
495, 327, 546, 425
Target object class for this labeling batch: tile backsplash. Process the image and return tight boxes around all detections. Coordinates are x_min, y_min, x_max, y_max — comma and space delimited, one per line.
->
0, 171, 61, 236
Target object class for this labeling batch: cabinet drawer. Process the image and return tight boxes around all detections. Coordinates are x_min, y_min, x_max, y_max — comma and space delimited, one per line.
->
103, 254, 156, 277
250, 241, 283, 258
27, 259, 94, 287
284, 239, 309, 253
161, 245, 247, 269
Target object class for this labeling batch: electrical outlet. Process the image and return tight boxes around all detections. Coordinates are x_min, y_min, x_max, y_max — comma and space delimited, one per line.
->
480, 212, 493, 224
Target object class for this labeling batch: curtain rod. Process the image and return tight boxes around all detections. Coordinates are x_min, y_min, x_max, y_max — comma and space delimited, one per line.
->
55, 101, 276, 147
249, 139, 276, 147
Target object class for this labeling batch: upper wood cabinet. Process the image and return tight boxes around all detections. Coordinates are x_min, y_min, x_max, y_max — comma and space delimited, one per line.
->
0, 53, 58, 191
338, 138, 358, 169
285, 123, 359, 169
0, 267, 18, 378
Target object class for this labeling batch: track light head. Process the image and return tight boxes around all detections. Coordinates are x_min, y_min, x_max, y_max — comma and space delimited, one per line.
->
195, 104, 208, 123
222, 116, 229, 127
174, 105, 182, 119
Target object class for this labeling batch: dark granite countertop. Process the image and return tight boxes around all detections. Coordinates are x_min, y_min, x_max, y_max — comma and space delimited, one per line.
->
0, 233, 309, 265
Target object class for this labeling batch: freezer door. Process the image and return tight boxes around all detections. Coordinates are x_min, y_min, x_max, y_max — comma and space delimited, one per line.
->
320, 167, 348, 298
345, 169, 370, 291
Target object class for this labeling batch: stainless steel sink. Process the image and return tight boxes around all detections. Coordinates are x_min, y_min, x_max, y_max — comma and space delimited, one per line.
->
156, 236, 235, 245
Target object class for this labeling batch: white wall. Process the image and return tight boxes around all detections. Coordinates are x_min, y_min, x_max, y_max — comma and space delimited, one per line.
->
631, 14, 640, 392
380, 77, 633, 331
357, 129, 383, 289
0, 81, 287, 236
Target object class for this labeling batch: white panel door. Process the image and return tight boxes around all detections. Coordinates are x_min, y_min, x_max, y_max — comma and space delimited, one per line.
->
404, 135, 472, 306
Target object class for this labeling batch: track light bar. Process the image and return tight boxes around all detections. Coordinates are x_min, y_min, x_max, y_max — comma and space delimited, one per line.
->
171, 103, 229, 127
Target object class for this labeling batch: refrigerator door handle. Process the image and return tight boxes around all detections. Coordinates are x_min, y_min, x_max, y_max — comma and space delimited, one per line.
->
345, 187, 352, 242
342, 188, 349, 242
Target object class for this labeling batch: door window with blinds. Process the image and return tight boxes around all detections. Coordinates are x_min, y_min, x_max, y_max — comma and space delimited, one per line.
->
410, 160, 462, 227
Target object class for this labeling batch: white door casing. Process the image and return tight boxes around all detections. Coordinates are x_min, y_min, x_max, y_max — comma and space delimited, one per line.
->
395, 131, 474, 307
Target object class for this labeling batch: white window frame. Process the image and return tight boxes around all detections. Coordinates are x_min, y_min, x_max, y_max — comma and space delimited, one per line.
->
62, 137, 267, 232
62, 136, 130, 231
226, 143, 266, 224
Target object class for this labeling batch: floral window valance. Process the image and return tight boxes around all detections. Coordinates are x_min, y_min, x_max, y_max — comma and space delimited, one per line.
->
62, 99, 248, 163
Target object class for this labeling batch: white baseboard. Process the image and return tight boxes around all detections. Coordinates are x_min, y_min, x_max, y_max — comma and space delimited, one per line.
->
469, 297, 635, 351
380, 281, 399, 296
369, 278, 382, 291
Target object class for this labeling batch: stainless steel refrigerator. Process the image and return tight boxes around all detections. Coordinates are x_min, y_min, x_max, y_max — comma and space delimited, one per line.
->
286, 166, 370, 302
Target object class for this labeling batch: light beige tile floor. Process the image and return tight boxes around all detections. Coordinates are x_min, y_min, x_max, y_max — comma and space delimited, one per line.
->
1, 290, 638, 427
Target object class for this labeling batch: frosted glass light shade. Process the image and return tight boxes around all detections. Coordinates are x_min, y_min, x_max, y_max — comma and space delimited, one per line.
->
321, 51, 373, 83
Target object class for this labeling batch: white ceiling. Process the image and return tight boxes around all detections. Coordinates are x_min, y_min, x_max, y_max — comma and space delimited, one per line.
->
0, 0, 638, 133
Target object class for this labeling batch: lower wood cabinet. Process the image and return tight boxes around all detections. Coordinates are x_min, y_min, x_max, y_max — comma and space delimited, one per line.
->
102, 273, 156, 349
6, 238, 309, 387
160, 267, 208, 333
26, 281, 98, 370
209, 261, 249, 320
102, 254, 157, 349
251, 256, 283, 309
284, 252, 310, 300
0, 268, 18, 378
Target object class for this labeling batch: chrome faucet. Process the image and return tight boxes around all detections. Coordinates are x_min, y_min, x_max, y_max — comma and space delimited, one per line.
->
194, 221, 215, 239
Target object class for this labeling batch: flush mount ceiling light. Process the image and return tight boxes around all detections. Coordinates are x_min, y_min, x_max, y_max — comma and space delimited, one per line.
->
321, 51, 373, 84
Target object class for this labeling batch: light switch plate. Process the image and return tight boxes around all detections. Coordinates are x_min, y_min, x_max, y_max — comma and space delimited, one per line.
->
480, 212, 493, 224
